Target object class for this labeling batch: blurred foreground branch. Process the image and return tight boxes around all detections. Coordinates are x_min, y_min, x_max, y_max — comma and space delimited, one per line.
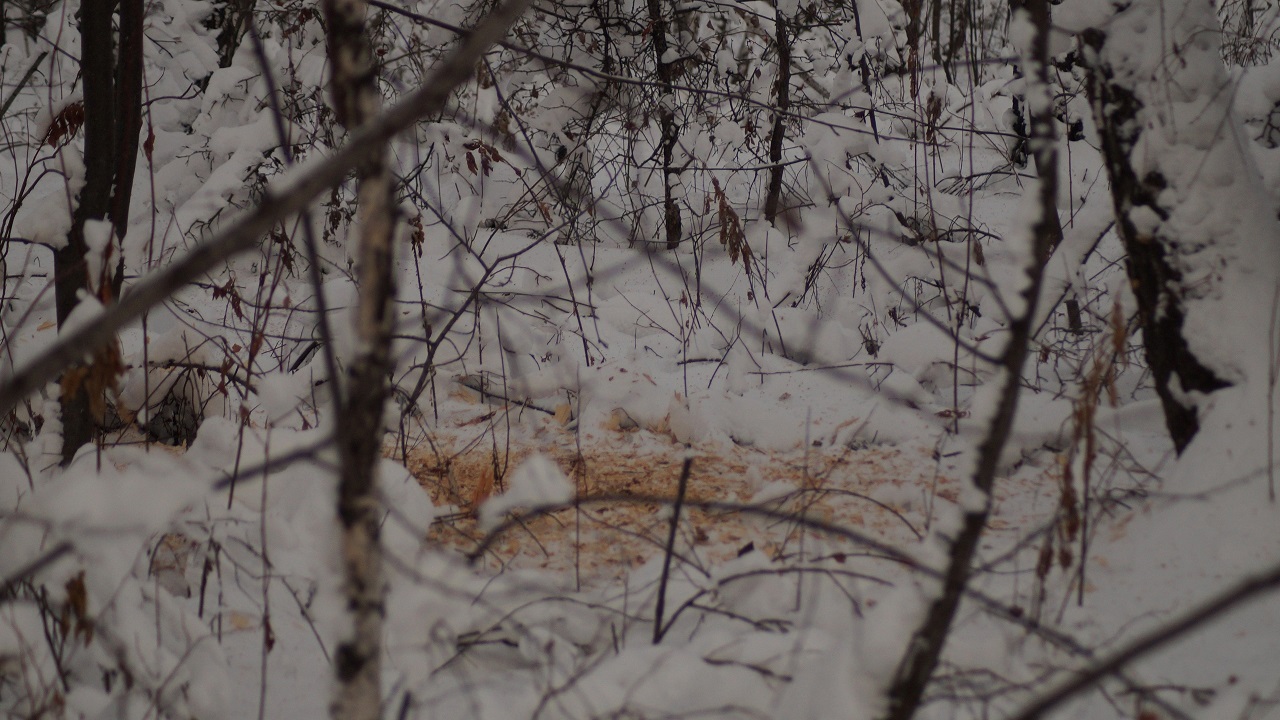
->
0, 0, 531, 420
1008, 559, 1280, 720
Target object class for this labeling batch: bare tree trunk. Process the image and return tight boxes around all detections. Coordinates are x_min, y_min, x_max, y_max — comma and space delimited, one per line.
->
945, 0, 968, 80
901, 0, 923, 95
56, 1, 123, 463
54, 1, 145, 463
881, 0, 1059, 715
110, 0, 144, 296
323, 0, 396, 717
1080, 0, 1257, 453
646, 0, 681, 249
763, 11, 790, 226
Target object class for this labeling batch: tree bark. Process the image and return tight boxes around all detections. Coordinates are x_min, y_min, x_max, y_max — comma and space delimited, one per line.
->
1081, 0, 1256, 453
763, 11, 791, 226
901, 0, 923, 95
56, 1, 117, 463
646, 0, 681, 249
110, 0, 144, 296
323, 0, 396, 717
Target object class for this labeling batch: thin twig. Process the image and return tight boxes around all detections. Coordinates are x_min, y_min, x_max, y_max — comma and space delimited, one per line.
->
653, 456, 693, 643
0, 51, 49, 118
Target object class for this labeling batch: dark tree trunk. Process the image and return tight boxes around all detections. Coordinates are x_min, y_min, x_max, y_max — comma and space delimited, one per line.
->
901, 0, 923, 94
763, 14, 791, 226
56, 0, 146, 464
646, 0, 681, 249
1081, 25, 1232, 454
110, 0, 144, 296
57, 1, 116, 463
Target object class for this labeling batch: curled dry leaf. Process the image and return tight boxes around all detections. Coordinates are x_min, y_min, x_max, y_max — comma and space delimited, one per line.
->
44, 101, 85, 147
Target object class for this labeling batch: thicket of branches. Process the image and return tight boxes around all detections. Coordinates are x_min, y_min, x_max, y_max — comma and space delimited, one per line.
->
1, 0, 1278, 717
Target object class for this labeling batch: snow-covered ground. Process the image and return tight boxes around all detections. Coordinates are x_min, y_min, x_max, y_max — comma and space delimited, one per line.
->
3, 1, 1280, 718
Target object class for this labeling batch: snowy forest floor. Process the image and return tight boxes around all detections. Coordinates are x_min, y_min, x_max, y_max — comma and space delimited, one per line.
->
210, 395, 1241, 720
7, 1, 1280, 714
413, 418, 970, 581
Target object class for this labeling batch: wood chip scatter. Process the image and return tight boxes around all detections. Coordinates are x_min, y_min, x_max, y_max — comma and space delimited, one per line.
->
406, 431, 962, 584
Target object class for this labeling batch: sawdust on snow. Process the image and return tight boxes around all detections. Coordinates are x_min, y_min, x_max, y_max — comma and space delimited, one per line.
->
404, 418, 969, 584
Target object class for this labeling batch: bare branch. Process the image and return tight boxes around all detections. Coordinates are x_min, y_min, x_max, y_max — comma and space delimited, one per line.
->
1008, 560, 1280, 720
0, 0, 532, 419
881, 0, 1061, 715
0, 541, 73, 597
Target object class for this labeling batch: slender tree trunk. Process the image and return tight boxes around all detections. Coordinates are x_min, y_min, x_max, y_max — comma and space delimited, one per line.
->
110, 0, 144, 296
763, 11, 790, 226
901, 0, 923, 95
930, 0, 942, 73
323, 0, 395, 718
57, 1, 116, 463
646, 0, 681, 249
56, 0, 146, 464
881, 0, 1059, 715
1080, 0, 1272, 452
